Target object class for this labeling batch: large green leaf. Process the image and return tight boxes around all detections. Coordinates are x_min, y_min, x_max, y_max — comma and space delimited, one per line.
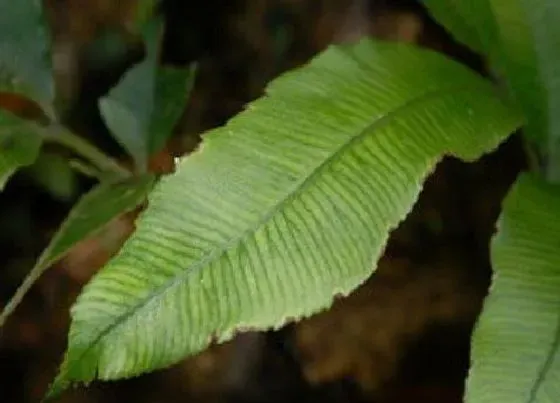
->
100, 18, 193, 171
423, 0, 560, 178
466, 173, 560, 402
0, 109, 43, 190
0, 0, 54, 115
50, 39, 521, 396
0, 174, 155, 328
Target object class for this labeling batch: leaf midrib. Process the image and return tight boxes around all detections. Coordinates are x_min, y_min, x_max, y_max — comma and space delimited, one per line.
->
71, 83, 486, 378
526, 292, 560, 402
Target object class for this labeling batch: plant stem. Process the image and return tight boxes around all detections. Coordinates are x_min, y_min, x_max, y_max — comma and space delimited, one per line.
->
68, 159, 102, 178
0, 258, 49, 328
42, 124, 131, 180
0, 126, 133, 327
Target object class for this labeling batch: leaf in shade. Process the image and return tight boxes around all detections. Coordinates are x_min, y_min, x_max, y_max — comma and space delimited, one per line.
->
38, 174, 156, 269
0, 108, 43, 190
0, 174, 156, 329
148, 64, 195, 154
100, 18, 193, 171
0, 0, 54, 115
422, 0, 498, 56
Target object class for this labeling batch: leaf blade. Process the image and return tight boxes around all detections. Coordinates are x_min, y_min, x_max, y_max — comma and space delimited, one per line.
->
424, 0, 560, 179
99, 19, 159, 170
52, 39, 522, 395
466, 173, 560, 403
0, 174, 156, 329
422, 0, 498, 55
0, 0, 54, 114
148, 64, 194, 154
38, 175, 156, 269
100, 18, 193, 170
0, 109, 43, 190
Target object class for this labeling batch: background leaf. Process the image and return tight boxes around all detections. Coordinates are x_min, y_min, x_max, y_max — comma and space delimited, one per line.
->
37, 175, 156, 270
466, 173, 560, 402
100, 18, 193, 171
148, 65, 195, 154
0, 174, 156, 328
51, 39, 521, 396
0, 0, 54, 115
0, 109, 43, 190
422, 0, 498, 55
423, 0, 560, 179
26, 152, 80, 201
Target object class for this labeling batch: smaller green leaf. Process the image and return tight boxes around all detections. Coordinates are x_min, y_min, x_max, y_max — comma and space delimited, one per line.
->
100, 18, 193, 171
149, 64, 195, 153
0, 109, 43, 190
0, 174, 156, 328
422, 0, 498, 55
0, 0, 54, 115
27, 152, 80, 201
38, 175, 156, 269
467, 173, 560, 402
99, 21, 159, 170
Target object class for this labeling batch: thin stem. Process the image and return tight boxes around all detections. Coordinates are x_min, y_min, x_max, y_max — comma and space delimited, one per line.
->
0, 257, 49, 327
42, 124, 131, 180
0, 126, 132, 327
68, 159, 103, 178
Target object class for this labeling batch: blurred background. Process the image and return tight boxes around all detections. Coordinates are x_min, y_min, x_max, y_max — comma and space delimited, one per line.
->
0, 1, 526, 402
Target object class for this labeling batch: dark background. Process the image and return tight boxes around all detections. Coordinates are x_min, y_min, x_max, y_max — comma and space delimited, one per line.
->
0, 1, 525, 402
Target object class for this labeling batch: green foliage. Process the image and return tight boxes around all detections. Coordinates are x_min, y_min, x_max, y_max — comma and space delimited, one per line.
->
423, 2, 560, 398
0, 1, 557, 401
27, 152, 80, 201
0, 109, 43, 190
36, 175, 155, 269
0, 2, 185, 335
467, 174, 560, 402
100, 18, 194, 171
149, 65, 195, 154
0, 0, 54, 116
0, 175, 155, 328
48, 39, 521, 396
423, 0, 560, 180
422, 0, 497, 54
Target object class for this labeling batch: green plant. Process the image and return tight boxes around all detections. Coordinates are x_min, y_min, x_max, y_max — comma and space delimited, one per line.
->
0, 1, 558, 402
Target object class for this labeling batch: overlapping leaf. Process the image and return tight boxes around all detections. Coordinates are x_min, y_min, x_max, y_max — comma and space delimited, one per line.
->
467, 174, 560, 403
0, 174, 155, 328
148, 65, 195, 154
100, 18, 193, 171
0, 0, 54, 115
37, 175, 155, 269
422, 0, 497, 55
423, 0, 560, 179
50, 39, 521, 397
0, 108, 43, 190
